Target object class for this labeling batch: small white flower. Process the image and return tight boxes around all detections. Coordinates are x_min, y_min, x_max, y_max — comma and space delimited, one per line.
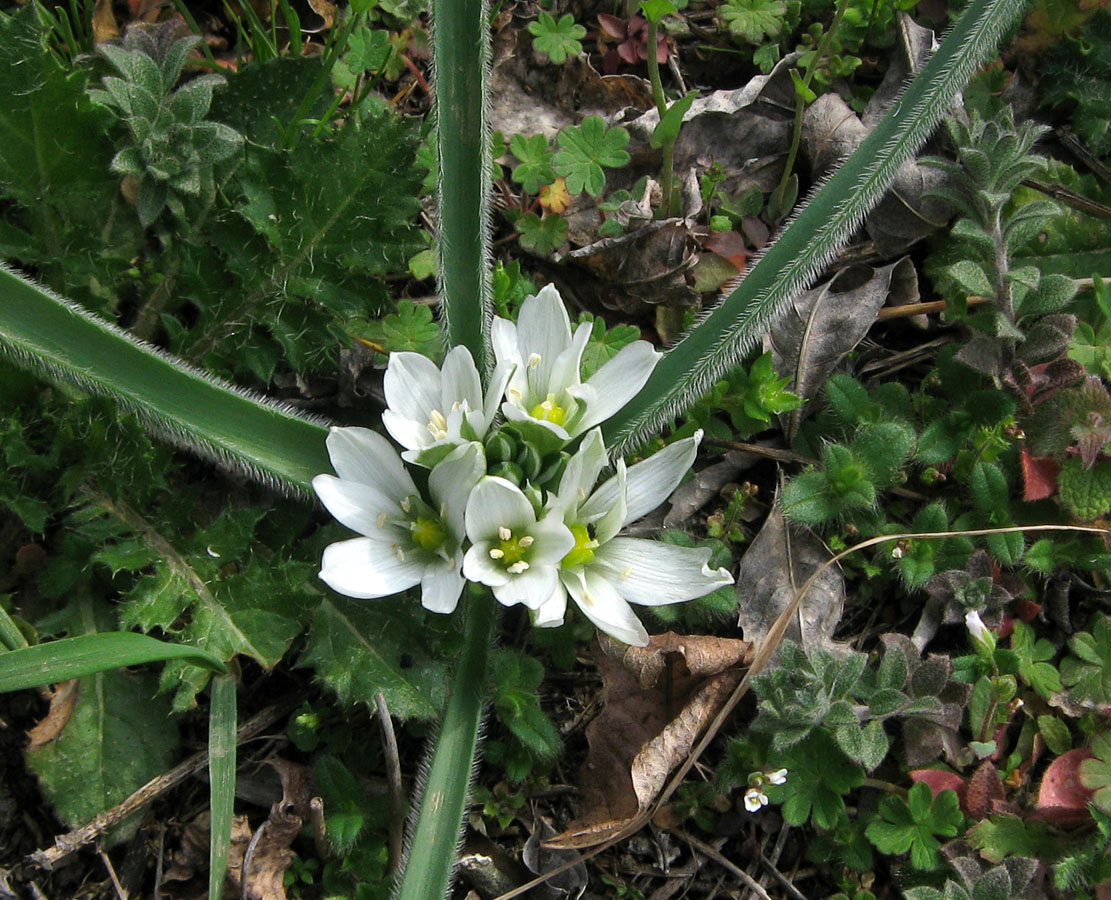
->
382, 345, 509, 466
766, 768, 788, 786
462, 477, 575, 610
491, 285, 660, 444
743, 788, 769, 812
965, 609, 995, 653
533, 428, 734, 647
312, 428, 484, 614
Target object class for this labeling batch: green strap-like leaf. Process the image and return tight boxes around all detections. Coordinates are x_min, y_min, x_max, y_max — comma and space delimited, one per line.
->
0, 632, 227, 693
603, 0, 1028, 453
208, 674, 238, 900
0, 263, 331, 494
395, 589, 496, 900
433, 0, 490, 367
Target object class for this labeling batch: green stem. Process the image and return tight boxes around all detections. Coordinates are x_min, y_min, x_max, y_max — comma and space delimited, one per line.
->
602, 0, 1028, 455
394, 589, 496, 900
772, 0, 850, 210
281, 10, 358, 149
433, 0, 491, 368
645, 17, 675, 217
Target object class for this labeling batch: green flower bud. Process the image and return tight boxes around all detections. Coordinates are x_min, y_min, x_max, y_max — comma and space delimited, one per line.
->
489, 461, 524, 485
484, 428, 517, 465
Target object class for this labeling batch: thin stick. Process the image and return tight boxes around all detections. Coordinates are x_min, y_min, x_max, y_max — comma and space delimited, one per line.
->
97, 846, 130, 900
29, 695, 302, 870
673, 831, 775, 900
375, 691, 405, 876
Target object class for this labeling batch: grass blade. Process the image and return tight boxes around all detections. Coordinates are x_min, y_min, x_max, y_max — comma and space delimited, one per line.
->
208, 674, 238, 900
0, 632, 227, 693
0, 263, 331, 495
602, 0, 1027, 453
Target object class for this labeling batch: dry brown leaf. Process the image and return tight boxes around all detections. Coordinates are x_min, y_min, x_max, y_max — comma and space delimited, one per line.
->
545, 633, 750, 849
91, 0, 119, 44
306, 0, 337, 31
26, 679, 79, 750
734, 506, 846, 654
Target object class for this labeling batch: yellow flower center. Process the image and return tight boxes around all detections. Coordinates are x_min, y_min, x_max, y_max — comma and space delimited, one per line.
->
529, 393, 566, 426
561, 523, 598, 569
411, 516, 447, 552
489, 526, 534, 574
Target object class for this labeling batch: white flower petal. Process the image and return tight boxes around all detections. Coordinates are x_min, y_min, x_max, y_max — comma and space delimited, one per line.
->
382, 352, 444, 427
593, 537, 733, 606
420, 562, 466, 614
325, 427, 415, 501
312, 474, 398, 537
526, 513, 576, 566
441, 345, 483, 415
462, 542, 511, 587
381, 410, 428, 455
517, 284, 572, 399
492, 565, 559, 610
589, 460, 628, 545
574, 340, 661, 433
484, 360, 516, 426
429, 442, 485, 539
563, 569, 649, 646
548, 321, 592, 398
533, 583, 568, 628
319, 537, 424, 599
558, 428, 608, 511
465, 476, 537, 540
582, 433, 700, 527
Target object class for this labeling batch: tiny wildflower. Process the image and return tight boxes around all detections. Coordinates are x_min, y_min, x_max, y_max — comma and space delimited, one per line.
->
491, 285, 660, 445
312, 428, 484, 613
382, 345, 510, 466
743, 788, 769, 812
767, 768, 788, 785
965, 609, 996, 654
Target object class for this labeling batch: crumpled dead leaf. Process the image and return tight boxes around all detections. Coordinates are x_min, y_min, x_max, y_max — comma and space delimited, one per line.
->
522, 816, 587, 899
545, 632, 751, 850
769, 257, 919, 439
26, 679, 79, 750
734, 506, 846, 654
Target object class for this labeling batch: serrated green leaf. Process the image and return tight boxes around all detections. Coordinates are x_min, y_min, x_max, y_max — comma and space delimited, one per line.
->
527, 12, 586, 64
301, 594, 458, 720
1037, 715, 1071, 755
720, 0, 787, 43
578, 315, 642, 380
517, 212, 567, 254
509, 133, 556, 194
967, 813, 1053, 863
866, 782, 961, 870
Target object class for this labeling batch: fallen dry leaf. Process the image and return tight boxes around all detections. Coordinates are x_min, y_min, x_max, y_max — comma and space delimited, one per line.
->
1034, 748, 1095, 824
769, 257, 919, 440
26, 679, 79, 750
734, 506, 846, 654
92, 0, 119, 44
545, 632, 750, 849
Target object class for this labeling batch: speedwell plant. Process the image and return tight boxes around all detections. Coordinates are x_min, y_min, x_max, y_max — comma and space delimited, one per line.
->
0, 0, 1028, 897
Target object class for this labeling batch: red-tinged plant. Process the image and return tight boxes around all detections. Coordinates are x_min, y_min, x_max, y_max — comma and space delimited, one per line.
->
597, 14, 669, 75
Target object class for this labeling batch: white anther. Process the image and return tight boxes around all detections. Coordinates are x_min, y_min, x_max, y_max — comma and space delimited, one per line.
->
507, 561, 530, 574
400, 497, 412, 513
498, 526, 512, 541
518, 536, 534, 548
528, 353, 542, 368
489, 548, 505, 559
620, 566, 633, 579
377, 512, 388, 528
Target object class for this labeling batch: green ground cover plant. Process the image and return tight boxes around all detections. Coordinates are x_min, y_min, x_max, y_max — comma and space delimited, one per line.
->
2, 1, 1111, 899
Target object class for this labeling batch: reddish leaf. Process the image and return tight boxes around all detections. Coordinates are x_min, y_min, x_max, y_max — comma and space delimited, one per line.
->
1033, 748, 1096, 823
1021, 448, 1060, 502
966, 760, 1006, 819
910, 768, 966, 807
703, 231, 750, 269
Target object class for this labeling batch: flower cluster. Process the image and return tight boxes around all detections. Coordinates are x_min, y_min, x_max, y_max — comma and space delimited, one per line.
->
312, 286, 734, 646
743, 768, 788, 812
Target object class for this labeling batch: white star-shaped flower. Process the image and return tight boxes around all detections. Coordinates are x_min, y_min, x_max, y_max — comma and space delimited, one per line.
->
312, 427, 484, 614
743, 788, 769, 812
382, 345, 509, 466
491, 285, 660, 446
533, 428, 734, 646
462, 476, 575, 610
